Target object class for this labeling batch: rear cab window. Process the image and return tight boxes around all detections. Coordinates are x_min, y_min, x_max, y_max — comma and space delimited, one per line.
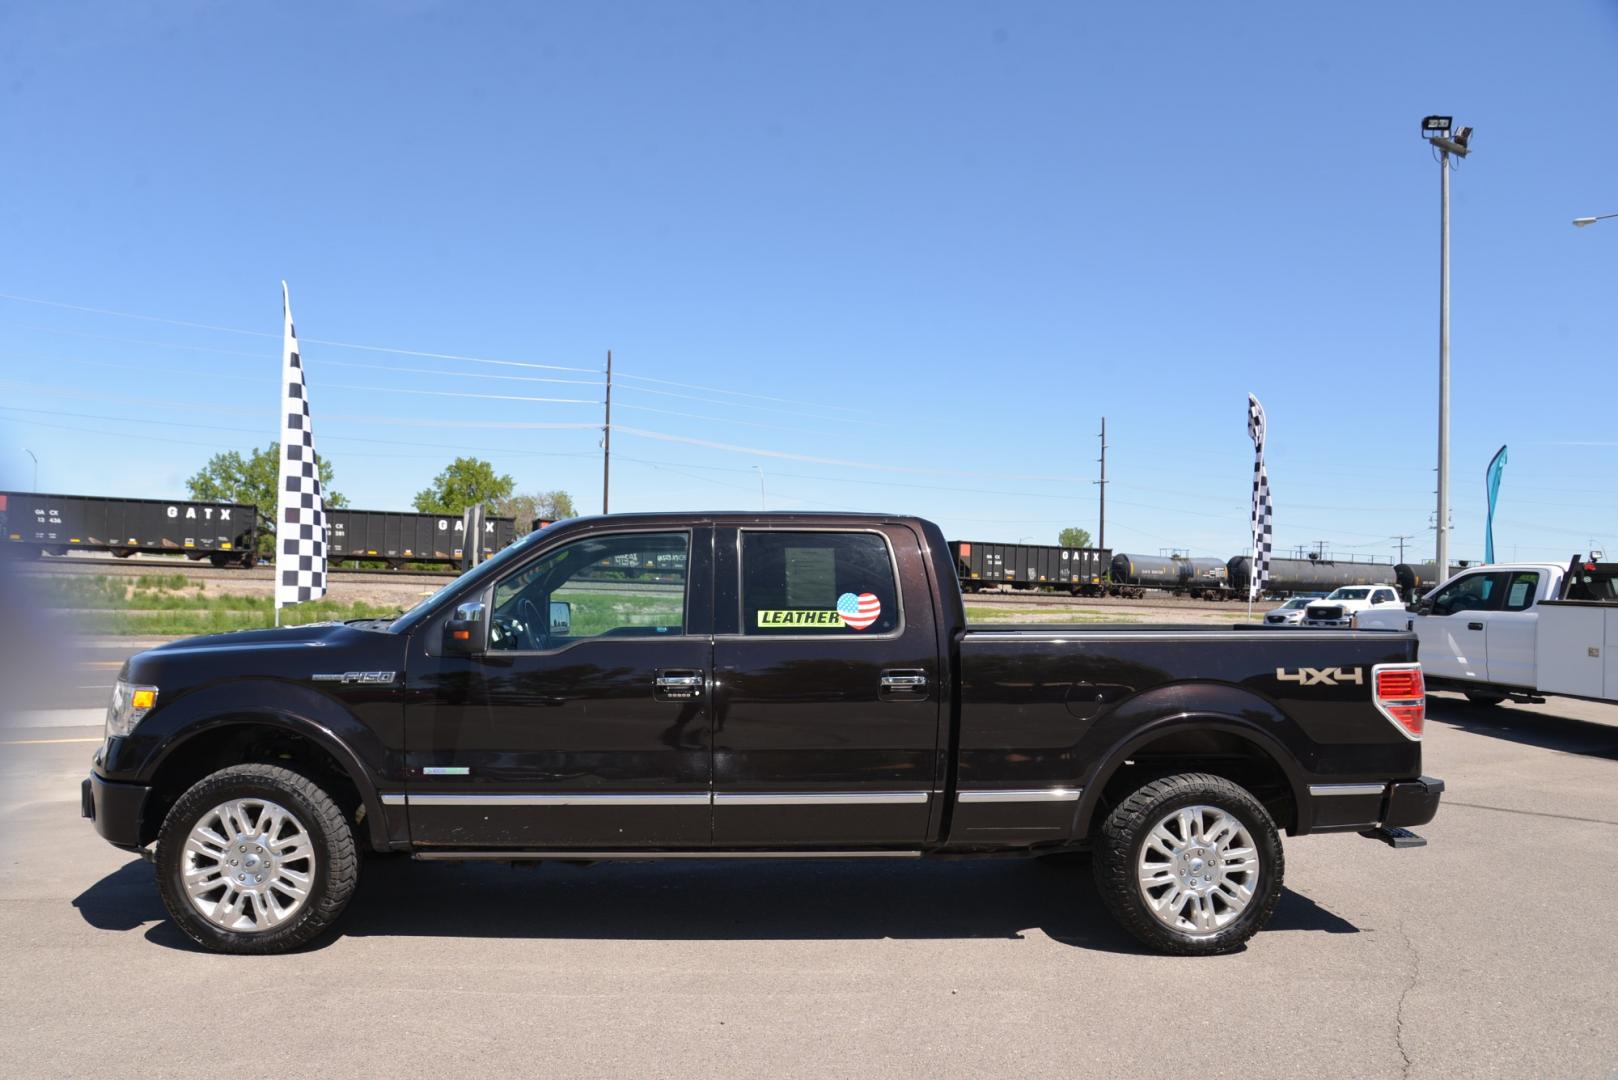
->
741, 531, 901, 635
1502, 571, 1540, 612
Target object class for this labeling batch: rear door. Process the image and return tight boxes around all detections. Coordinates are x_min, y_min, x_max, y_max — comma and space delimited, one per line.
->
1482, 570, 1543, 689
710, 524, 943, 848
1413, 570, 1509, 682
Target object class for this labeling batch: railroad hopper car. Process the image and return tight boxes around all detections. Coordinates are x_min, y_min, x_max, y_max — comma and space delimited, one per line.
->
951, 540, 1111, 595
0, 492, 258, 566
1109, 553, 1233, 600
1226, 554, 1398, 598
326, 509, 516, 569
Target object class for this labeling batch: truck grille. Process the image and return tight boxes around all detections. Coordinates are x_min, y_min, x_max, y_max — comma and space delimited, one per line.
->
1307, 606, 1344, 622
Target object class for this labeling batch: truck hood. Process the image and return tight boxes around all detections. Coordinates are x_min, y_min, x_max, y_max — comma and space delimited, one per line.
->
147, 621, 387, 655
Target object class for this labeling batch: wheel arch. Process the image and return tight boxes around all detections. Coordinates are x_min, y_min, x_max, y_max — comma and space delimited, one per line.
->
1075, 712, 1310, 839
137, 701, 390, 851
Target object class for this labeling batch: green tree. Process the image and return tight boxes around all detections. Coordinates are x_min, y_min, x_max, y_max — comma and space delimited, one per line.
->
1058, 527, 1092, 549
186, 443, 346, 554
492, 490, 578, 534
413, 457, 515, 515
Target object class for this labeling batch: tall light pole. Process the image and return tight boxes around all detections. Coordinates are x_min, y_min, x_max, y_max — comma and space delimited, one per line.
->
1421, 116, 1472, 575
753, 465, 766, 510
1094, 417, 1108, 552
24, 448, 37, 491
601, 350, 612, 514
1573, 213, 1618, 227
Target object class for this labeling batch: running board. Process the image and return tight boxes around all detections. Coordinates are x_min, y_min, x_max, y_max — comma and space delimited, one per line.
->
413, 849, 922, 861
1358, 826, 1427, 849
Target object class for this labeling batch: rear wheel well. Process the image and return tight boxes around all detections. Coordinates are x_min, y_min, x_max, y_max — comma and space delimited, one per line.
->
1091, 729, 1297, 835
141, 723, 368, 848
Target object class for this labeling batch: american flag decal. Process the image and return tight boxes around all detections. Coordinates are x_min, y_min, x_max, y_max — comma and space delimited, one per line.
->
1247, 393, 1273, 602
275, 282, 328, 612
837, 591, 881, 631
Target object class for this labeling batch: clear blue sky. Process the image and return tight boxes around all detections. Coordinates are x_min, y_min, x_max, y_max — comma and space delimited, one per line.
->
3, 1, 1615, 564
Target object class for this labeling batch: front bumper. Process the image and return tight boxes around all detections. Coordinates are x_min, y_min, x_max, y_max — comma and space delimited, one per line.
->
82, 772, 151, 850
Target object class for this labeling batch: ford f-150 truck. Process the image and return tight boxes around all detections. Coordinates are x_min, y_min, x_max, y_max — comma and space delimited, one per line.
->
84, 512, 1443, 956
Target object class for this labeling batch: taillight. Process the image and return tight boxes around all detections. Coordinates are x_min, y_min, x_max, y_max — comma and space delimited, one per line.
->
1374, 665, 1426, 739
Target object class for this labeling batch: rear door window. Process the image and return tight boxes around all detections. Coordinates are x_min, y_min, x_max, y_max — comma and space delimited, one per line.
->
1502, 572, 1540, 612
741, 531, 900, 635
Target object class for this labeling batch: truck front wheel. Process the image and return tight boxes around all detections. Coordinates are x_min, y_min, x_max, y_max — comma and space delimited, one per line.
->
155, 764, 358, 954
1094, 773, 1284, 955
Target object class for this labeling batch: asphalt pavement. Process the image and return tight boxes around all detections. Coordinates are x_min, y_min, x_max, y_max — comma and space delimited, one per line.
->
2, 640, 1616, 1079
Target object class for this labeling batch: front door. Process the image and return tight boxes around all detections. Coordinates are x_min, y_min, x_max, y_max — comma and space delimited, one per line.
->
404, 527, 713, 849
710, 525, 942, 848
1413, 570, 1508, 682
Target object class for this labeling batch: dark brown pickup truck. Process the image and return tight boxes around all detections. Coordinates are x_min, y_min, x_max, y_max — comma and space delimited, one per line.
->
85, 512, 1442, 955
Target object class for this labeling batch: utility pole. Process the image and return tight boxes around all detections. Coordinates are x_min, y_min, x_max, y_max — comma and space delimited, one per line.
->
1094, 417, 1108, 551
1393, 534, 1414, 563
754, 465, 766, 510
25, 448, 38, 491
1421, 116, 1472, 586
601, 350, 612, 514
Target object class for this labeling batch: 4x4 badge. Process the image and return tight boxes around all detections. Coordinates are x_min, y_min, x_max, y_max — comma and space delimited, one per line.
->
1276, 666, 1363, 687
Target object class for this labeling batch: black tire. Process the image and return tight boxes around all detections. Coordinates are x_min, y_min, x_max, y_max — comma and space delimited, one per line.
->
1094, 772, 1284, 956
156, 764, 358, 954
1465, 691, 1506, 707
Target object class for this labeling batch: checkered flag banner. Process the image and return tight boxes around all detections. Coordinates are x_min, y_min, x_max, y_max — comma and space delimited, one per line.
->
274, 282, 328, 611
1247, 393, 1273, 601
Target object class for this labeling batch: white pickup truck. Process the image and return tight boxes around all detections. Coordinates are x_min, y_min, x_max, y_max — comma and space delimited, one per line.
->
1356, 557, 1618, 706
1301, 585, 1404, 629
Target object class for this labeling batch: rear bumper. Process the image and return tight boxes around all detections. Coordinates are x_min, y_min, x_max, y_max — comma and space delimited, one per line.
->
1382, 775, 1445, 829
82, 773, 150, 851
1305, 774, 1444, 833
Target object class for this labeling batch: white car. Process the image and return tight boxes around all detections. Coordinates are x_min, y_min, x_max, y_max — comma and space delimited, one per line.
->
1262, 597, 1313, 625
1301, 585, 1403, 628
1357, 558, 1618, 706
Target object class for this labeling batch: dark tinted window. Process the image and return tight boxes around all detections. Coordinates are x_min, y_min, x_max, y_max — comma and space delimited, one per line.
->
1429, 572, 1508, 617
742, 531, 899, 635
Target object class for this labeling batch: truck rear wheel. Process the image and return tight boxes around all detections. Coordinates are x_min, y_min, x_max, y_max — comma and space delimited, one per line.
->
155, 764, 358, 954
1094, 773, 1284, 955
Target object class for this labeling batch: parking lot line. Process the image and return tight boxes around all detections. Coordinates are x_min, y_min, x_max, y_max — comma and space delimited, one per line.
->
1, 736, 102, 745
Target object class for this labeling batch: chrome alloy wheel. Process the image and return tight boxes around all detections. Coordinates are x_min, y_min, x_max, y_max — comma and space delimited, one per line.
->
181, 798, 317, 933
1136, 804, 1260, 935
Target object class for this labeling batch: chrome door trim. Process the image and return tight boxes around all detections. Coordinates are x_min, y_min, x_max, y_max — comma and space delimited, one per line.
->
414, 849, 924, 861
956, 787, 1082, 803
713, 791, 930, 806
1308, 783, 1388, 797
402, 792, 713, 807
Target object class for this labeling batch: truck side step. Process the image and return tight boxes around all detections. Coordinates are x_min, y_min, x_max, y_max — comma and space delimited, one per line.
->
1359, 826, 1427, 849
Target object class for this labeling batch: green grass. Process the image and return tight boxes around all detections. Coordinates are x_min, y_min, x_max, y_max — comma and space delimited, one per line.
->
41, 575, 399, 634
965, 606, 1137, 624
556, 591, 684, 636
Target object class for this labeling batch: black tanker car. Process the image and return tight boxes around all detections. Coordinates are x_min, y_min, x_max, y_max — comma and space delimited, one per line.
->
86, 512, 1441, 957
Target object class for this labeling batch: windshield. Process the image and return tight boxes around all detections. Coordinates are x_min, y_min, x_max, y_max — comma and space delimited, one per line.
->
388, 521, 563, 634
1283, 598, 1310, 609
1326, 588, 1371, 600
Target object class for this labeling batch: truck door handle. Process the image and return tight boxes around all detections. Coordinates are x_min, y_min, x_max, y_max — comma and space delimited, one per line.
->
1467, 622, 1484, 631
654, 671, 704, 700
655, 673, 704, 688
880, 670, 927, 691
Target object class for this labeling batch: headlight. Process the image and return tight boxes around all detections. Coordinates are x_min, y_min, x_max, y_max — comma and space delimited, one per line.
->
106, 680, 159, 739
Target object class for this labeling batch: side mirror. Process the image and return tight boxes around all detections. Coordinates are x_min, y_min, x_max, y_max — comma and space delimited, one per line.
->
443, 600, 486, 655
1410, 600, 1432, 616
549, 600, 573, 637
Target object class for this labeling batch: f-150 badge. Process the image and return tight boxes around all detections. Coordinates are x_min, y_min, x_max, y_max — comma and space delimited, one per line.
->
1275, 666, 1363, 687
311, 671, 398, 685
